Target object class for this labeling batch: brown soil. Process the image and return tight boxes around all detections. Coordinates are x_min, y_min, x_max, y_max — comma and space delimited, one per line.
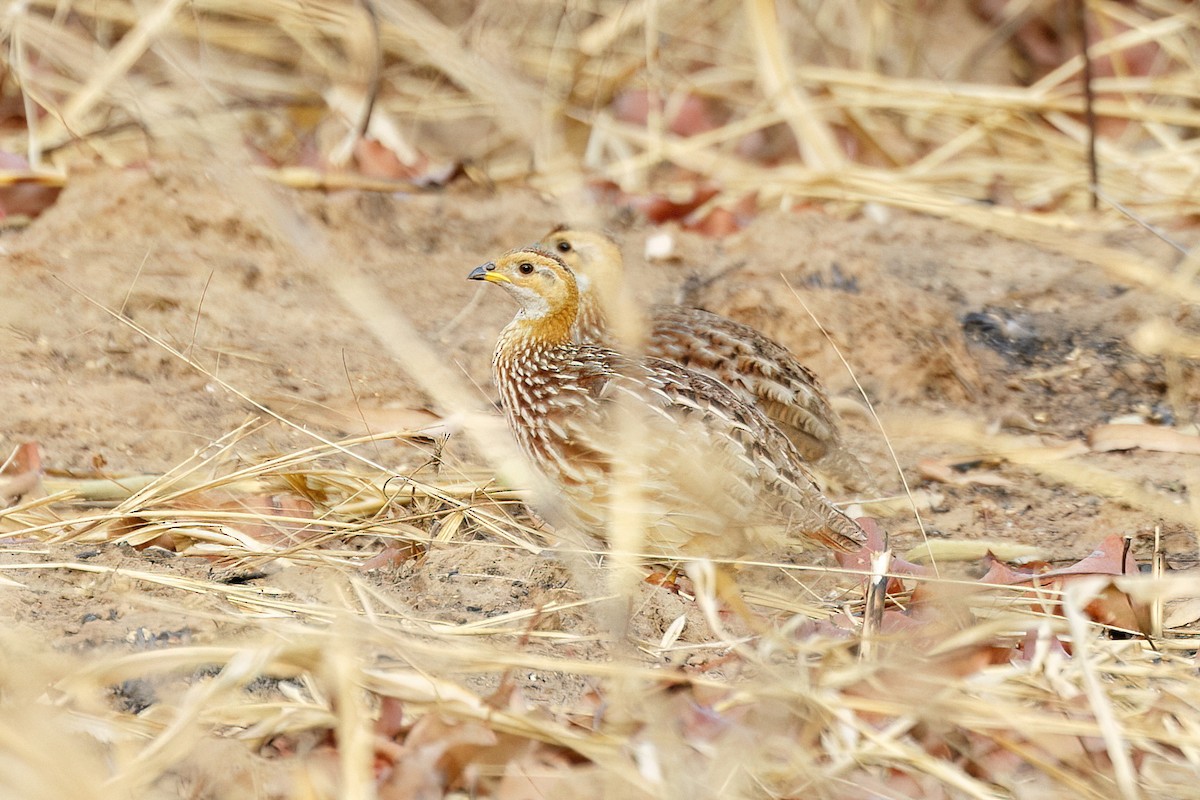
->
2, 158, 1196, 716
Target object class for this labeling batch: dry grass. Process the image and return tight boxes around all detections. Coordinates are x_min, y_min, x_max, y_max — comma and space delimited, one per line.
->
7, 435, 1200, 797
4, 0, 1200, 797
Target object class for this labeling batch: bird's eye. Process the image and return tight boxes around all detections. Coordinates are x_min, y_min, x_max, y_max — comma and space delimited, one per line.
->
556, 241, 572, 253
518, 262, 535, 275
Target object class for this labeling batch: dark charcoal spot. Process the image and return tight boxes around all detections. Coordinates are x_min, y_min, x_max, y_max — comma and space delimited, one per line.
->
192, 664, 223, 681
217, 570, 269, 585
1151, 402, 1176, 426
801, 262, 860, 294
961, 307, 1057, 364
244, 676, 295, 696
111, 679, 157, 714
128, 626, 192, 648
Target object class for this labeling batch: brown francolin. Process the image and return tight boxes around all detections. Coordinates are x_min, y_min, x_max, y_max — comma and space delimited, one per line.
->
469, 247, 866, 574
538, 227, 874, 494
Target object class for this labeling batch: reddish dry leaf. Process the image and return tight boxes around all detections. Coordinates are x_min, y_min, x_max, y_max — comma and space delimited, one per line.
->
971, 0, 1162, 140
123, 492, 325, 554
836, 770, 950, 800
583, 178, 626, 207
219, 493, 322, 547
375, 696, 407, 740
395, 711, 560, 796
360, 541, 425, 571
962, 730, 1031, 784
982, 535, 1147, 635
128, 530, 179, 552
0, 152, 63, 219
354, 136, 416, 178
0, 441, 44, 503
834, 517, 886, 569
353, 137, 459, 187
611, 89, 721, 137
1017, 625, 1070, 662
495, 748, 591, 800
1083, 583, 1145, 632
376, 714, 498, 797
668, 690, 737, 746
876, 609, 928, 636
836, 517, 932, 593
682, 191, 758, 237
972, 0, 1161, 79
686, 205, 740, 237
1040, 534, 1137, 578
374, 745, 441, 800
583, 176, 758, 237
644, 569, 686, 594
978, 553, 1041, 586
634, 185, 720, 224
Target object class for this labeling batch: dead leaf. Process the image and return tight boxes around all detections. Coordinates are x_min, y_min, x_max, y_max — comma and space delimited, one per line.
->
0, 441, 44, 503
267, 395, 454, 437
376, 696, 407, 739
1083, 582, 1145, 632
353, 137, 459, 187
0, 153, 64, 220
1088, 423, 1200, 455
916, 456, 1012, 487
634, 185, 719, 224
241, 495, 320, 544
611, 89, 721, 137
978, 553, 1042, 586
836, 517, 932, 593
686, 205, 741, 237
495, 748, 594, 800
1040, 534, 1137, 578
121, 492, 325, 554
1163, 596, 1200, 629
1018, 625, 1070, 661
683, 192, 757, 237
981, 535, 1148, 635
376, 714, 498, 798
360, 542, 425, 571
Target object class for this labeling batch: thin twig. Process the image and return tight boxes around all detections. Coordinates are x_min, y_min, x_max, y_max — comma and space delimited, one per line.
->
1077, 0, 1099, 209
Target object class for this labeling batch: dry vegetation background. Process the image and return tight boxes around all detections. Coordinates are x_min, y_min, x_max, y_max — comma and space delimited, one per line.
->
3, 0, 1200, 797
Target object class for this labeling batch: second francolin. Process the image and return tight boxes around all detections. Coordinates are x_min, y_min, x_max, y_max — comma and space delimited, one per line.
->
539, 227, 874, 493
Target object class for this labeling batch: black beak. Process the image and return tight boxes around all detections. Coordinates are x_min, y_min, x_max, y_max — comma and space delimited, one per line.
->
468, 263, 494, 281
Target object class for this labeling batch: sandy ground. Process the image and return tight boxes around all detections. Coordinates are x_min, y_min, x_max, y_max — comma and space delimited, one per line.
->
2, 159, 1197, 713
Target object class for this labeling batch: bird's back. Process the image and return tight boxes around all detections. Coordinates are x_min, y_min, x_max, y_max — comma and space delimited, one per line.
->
646, 305, 875, 494
494, 332, 865, 558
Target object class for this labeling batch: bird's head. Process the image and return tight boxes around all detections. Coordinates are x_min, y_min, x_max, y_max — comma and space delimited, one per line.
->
469, 248, 579, 340
538, 227, 624, 295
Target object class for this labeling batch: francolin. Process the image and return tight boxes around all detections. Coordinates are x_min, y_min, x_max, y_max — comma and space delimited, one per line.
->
469, 247, 866, 580
538, 228, 874, 494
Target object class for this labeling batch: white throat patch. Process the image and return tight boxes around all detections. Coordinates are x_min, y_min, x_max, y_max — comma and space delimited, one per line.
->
504, 283, 551, 319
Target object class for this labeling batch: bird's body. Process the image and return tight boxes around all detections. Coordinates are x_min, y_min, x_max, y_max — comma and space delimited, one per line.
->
539, 228, 874, 493
471, 248, 866, 562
